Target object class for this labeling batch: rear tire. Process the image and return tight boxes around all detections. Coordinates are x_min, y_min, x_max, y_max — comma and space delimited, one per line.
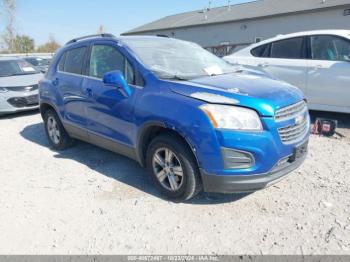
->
146, 134, 202, 201
44, 109, 73, 150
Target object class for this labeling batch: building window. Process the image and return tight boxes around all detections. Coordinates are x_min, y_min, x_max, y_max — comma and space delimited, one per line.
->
255, 37, 263, 43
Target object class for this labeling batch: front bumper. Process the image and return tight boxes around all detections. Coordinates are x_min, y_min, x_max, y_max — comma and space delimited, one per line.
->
0, 90, 39, 115
201, 152, 306, 193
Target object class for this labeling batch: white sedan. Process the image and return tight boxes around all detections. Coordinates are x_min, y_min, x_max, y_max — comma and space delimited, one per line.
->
224, 30, 350, 114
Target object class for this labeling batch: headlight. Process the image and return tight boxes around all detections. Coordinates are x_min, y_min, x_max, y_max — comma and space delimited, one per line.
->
200, 104, 263, 131
0, 87, 8, 93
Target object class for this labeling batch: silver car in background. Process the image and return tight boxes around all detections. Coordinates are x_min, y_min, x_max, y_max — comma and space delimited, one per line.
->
224, 30, 350, 114
0, 57, 43, 115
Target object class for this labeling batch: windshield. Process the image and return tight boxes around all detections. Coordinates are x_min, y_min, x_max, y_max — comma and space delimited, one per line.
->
25, 57, 51, 67
123, 38, 236, 80
0, 60, 39, 77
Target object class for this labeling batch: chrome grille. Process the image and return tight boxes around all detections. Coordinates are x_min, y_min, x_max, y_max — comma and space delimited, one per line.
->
275, 100, 307, 122
6, 84, 38, 92
278, 115, 309, 144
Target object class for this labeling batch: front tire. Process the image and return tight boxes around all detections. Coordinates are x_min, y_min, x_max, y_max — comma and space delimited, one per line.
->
44, 109, 73, 150
146, 134, 202, 201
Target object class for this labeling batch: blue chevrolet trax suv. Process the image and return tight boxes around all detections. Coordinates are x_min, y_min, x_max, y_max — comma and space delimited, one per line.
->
39, 34, 310, 201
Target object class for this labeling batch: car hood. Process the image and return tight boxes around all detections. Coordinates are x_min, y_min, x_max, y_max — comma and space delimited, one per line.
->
0, 73, 43, 87
169, 69, 304, 116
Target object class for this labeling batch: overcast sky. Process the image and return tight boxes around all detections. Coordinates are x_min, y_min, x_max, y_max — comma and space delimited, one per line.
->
0, 0, 254, 46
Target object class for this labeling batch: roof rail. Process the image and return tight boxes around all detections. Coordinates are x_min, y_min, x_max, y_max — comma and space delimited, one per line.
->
156, 34, 169, 38
66, 33, 116, 45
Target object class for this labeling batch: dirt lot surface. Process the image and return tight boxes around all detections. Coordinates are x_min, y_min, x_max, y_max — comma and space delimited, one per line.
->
0, 110, 349, 255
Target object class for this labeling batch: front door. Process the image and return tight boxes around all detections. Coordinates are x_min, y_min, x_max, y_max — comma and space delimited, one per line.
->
82, 42, 139, 147
307, 35, 350, 110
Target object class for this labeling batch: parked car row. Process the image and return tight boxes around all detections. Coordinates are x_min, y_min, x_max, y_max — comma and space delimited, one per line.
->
0, 55, 52, 115
0, 57, 43, 115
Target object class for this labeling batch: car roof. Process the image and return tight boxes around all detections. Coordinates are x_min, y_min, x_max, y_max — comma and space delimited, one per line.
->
272, 30, 349, 41
64, 35, 187, 49
229, 30, 350, 57
0, 56, 22, 61
259, 30, 349, 46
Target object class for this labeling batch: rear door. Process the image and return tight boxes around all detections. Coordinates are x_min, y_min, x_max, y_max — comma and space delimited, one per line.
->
256, 37, 309, 94
306, 34, 350, 110
55, 45, 89, 137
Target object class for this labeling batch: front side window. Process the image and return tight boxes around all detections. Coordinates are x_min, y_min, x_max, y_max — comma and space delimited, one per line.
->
62, 47, 87, 75
0, 59, 39, 77
89, 45, 134, 84
311, 35, 350, 61
270, 37, 304, 59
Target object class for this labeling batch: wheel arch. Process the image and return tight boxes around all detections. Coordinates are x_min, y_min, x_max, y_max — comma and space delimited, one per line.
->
136, 122, 200, 168
40, 102, 57, 119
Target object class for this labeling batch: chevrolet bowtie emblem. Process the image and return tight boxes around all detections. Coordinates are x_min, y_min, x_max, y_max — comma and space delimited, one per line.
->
295, 115, 305, 125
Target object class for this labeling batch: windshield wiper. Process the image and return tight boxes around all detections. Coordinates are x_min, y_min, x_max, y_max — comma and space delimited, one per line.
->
161, 75, 189, 81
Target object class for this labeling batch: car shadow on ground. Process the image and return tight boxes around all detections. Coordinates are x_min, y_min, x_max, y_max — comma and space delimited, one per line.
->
20, 122, 249, 205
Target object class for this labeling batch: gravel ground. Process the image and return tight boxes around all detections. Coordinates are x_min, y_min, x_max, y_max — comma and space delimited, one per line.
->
0, 110, 349, 255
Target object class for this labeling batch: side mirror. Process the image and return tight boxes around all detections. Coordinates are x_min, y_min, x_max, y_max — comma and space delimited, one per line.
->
103, 70, 132, 97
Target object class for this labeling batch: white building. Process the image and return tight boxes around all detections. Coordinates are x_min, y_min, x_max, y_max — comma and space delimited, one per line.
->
123, 0, 350, 55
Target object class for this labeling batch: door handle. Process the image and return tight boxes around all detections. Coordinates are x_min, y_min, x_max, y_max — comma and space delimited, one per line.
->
85, 88, 93, 97
314, 65, 324, 70
258, 63, 269, 68
52, 78, 59, 86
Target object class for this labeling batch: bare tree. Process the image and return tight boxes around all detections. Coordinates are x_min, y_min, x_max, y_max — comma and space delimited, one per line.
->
2, 0, 17, 52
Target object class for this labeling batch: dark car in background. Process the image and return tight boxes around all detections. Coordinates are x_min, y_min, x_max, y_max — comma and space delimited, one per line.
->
23, 56, 52, 73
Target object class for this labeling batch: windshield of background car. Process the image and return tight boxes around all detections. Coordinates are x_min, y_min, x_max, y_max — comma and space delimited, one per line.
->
123, 38, 236, 80
25, 58, 51, 66
0, 60, 39, 77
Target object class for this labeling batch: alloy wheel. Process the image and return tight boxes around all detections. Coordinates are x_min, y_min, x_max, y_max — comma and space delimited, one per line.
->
152, 148, 184, 191
47, 116, 60, 145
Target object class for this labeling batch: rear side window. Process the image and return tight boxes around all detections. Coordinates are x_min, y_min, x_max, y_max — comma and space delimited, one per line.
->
270, 37, 304, 59
251, 44, 269, 57
61, 47, 87, 75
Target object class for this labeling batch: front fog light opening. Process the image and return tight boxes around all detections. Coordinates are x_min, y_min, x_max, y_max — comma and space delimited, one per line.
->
222, 148, 255, 169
